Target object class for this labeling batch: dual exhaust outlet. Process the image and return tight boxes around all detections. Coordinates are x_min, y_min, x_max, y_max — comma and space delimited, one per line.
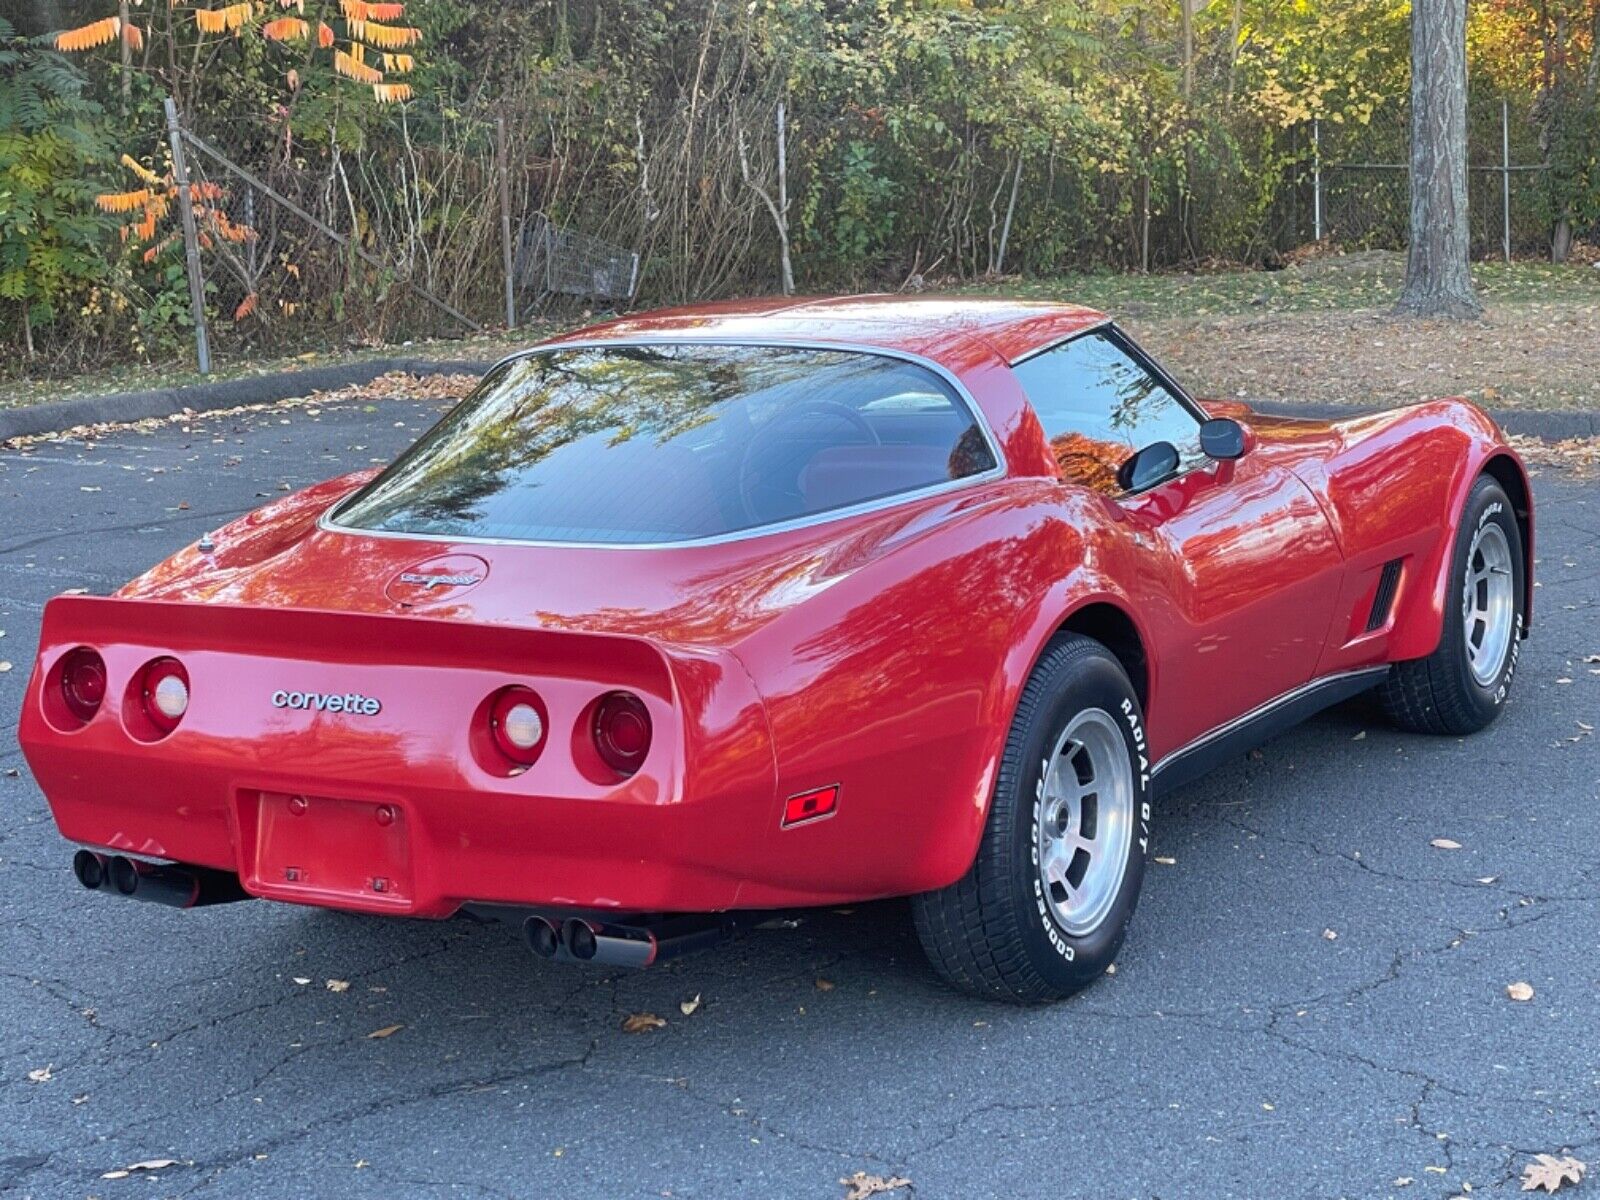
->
520, 912, 731, 969
72, 849, 249, 909
71, 850, 731, 970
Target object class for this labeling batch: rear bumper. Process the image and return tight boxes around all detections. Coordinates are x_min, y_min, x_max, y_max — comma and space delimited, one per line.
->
20, 596, 780, 917
36, 766, 757, 917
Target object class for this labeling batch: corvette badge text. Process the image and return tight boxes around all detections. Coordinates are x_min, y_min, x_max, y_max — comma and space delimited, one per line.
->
271, 690, 383, 716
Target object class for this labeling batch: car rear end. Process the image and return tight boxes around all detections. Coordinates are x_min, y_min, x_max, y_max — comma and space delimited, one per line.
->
19, 596, 776, 920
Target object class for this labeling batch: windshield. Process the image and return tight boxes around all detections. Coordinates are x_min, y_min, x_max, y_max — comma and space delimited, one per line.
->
332, 343, 999, 545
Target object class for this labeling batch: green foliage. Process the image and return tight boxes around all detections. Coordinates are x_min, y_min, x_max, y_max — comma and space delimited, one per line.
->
0, 17, 114, 349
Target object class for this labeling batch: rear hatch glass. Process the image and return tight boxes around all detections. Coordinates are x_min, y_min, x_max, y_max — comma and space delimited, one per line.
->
331, 343, 998, 545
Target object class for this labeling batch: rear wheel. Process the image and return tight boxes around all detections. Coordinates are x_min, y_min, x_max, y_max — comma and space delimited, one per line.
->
912, 635, 1150, 1003
1379, 475, 1525, 735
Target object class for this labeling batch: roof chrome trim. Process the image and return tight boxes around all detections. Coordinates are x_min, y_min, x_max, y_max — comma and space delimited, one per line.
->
318, 336, 1010, 552
1149, 666, 1391, 778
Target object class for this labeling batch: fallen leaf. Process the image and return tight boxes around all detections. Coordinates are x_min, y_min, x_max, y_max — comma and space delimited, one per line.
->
1321, 928, 1338, 940
621, 1013, 666, 1033
26, 1065, 52, 1083
1394, 1178, 1414, 1187
366, 1024, 404, 1039
1430, 838, 1462, 850
841, 1171, 913, 1200
1522, 1154, 1586, 1193
679, 994, 702, 1016
103, 1159, 180, 1178
1352, 730, 1366, 740
1507, 981, 1535, 1002
815, 978, 835, 992
325, 979, 350, 993
0, 662, 12, 673
1477, 876, 1499, 885
291, 977, 311, 986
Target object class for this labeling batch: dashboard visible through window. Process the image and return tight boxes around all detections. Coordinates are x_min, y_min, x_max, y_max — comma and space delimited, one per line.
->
1011, 330, 1204, 494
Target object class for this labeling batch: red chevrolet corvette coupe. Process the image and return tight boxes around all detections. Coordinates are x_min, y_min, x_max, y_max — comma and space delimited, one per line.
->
20, 297, 1532, 1001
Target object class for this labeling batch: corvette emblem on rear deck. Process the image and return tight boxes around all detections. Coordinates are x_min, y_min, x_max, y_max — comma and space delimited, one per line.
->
271, 690, 382, 716
384, 552, 491, 608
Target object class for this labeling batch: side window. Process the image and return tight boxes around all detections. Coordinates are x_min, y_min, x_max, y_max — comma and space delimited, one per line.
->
1011, 331, 1203, 493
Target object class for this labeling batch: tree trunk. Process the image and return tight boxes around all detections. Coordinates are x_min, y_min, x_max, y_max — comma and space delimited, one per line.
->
1179, 0, 1195, 101
118, 0, 131, 106
1396, 0, 1481, 318
1225, 0, 1243, 109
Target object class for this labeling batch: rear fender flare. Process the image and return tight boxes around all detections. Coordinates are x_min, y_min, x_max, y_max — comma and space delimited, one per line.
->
930, 579, 1154, 887
1388, 442, 1533, 662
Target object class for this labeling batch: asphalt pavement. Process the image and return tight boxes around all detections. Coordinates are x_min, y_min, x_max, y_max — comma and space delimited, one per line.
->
1, 394, 1597, 1200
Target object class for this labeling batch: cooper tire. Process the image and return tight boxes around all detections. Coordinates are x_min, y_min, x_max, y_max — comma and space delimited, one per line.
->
1379, 475, 1525, 735
912, 634, 1150, 1003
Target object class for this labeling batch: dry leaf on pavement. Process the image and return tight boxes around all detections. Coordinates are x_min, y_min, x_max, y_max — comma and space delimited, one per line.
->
1506, 981, 1535, 1002
366, 1024, 404, 1039
326, 979, 350, 993
679, 994, 702, 1016
102, 1159, 180, 1179
815, 978, 835, 992
1430, 838, 1462, 850
26, 1065, 52, 1083
1522, 1154, 1586, 1193
621, 1013, 667, 1033
841, 1171, 913, 1200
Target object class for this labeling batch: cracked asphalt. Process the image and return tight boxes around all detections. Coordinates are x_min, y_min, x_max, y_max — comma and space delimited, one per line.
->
1, 392, 1598, 1200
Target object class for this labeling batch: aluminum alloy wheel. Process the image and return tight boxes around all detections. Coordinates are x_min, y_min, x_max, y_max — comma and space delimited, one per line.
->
1463, 521, 1515, 687
1036, 708, 1135, 937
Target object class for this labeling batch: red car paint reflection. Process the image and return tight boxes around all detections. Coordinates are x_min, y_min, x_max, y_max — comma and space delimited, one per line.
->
19, 295, 1531, 919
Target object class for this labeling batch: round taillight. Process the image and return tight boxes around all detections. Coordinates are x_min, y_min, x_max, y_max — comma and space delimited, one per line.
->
593, 691, 651, 777
489, 687, 546, 766
140, 659, 189, 733
60, 648, 107, 723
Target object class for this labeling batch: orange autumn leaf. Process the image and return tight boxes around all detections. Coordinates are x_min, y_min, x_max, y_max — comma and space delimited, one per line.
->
96, 189, 153, 214
120, 154, 162, 187
381, 52, 414, 72
55, 16, 121, 51
262, 16, 308, 40
372, 81, 412, 103
286, 67, 299, 89
317, 21, 335, 47
121, 22, 144, 51
351, 20, 420, 48
234, 293, 259, 321
194, 3, 253, 35
335, 48, 382, 83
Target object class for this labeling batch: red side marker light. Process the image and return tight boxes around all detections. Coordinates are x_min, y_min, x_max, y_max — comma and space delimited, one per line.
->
782, 785, 839, 829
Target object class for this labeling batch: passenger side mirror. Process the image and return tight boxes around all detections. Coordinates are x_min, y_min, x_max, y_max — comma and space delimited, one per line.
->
1199, 417, 1249, 461
1116, 440, 1181, 493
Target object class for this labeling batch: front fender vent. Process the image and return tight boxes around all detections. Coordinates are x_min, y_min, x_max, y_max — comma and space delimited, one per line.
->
1366, 558, 1404, 632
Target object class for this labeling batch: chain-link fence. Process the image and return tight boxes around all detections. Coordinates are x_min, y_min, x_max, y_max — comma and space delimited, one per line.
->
1304, 93, 1551, 260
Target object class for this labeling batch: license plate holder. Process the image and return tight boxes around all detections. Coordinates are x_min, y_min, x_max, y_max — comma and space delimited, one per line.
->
241, 790, 413, 909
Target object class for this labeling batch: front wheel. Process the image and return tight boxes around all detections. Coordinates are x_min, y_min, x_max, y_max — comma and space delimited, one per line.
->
912, 634, 1151, 1003
1379, 474, 1525, 735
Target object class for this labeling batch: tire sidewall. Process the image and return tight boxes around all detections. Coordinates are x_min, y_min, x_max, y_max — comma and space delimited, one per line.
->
1006, 651, 1150, 986
1445, 479, 1524, 721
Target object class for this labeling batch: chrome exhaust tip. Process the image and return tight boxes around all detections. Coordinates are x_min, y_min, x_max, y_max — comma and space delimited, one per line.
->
523, 916, 560, 959
563, 918, 598, 961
